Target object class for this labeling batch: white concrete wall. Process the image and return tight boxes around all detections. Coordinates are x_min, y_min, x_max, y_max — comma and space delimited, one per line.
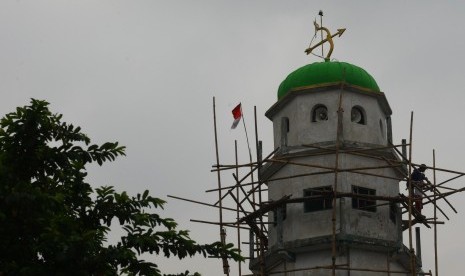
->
342, 91, 388, 145
272, 90, 340, 149
271, 89, 389, 149
339, 154, 399, 241
268, 154, 339, 246
268, 153, 400, 246
349, 248, 409, 276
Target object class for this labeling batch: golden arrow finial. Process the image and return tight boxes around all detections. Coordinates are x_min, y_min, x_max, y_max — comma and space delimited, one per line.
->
305, 15, 346, 62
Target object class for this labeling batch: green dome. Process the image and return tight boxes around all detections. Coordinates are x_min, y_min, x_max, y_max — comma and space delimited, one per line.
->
278, 61, 380, 99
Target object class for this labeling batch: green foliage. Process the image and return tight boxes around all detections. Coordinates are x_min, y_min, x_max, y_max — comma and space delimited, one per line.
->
0, 99, 242, 275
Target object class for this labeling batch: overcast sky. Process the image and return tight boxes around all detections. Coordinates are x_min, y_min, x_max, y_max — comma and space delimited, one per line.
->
1, 1, 465, 275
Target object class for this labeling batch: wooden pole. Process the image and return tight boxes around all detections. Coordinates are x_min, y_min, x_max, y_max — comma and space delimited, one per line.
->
253, 107, 266, 276
433, 149, 438, 276
212, 97, 229, 275
407, 111, 416, 275
331, 90, 344, 276
235, 140, 242, 276
167, 195, 246, 213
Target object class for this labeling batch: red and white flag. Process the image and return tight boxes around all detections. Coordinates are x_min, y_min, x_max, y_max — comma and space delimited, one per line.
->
231, 103, 242, 129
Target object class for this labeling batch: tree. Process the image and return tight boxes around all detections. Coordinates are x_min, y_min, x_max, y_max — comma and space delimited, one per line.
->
0, 99, 242, 275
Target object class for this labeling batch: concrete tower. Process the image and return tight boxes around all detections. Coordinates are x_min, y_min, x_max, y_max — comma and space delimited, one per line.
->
253, 61, 415, 275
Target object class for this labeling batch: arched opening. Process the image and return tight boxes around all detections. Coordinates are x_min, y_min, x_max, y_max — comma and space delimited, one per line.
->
311, 104, 328, 122
351, 106, 366, 125
379, 119, 384, 138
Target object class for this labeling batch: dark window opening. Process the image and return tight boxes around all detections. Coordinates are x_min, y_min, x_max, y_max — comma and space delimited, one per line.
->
311, 104, 328, 122
351, 106, 366, 125
386, 116, 393, 144
352, 186, 376, 212
304, 186, 333, 212
284, 117, 289, 132
379, 119, 384, 138
281, 117, 289, 146
389, 201, 397, 223
272, 205, 287, 227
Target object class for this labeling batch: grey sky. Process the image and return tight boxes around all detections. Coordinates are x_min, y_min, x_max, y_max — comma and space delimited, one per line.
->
1, 1, 465, 275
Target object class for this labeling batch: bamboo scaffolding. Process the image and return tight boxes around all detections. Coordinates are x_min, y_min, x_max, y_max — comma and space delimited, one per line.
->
264, 264, 433, 275
212, 162, 260, 171
208, 143, 457, 218
167, 195, 248, 214
214, 171, 256, 203
207, 164, 406, 194
214, 144, 465, 179
206, 156, 459, 275
231, 173, 259, 210
205, 144, 462, 275
269, 158, 404, 173
208, 147, 465, 195
214, 142, 404, 174
170, 99, 465, 276
400, 185, 450, 220
190, 219, 250, 230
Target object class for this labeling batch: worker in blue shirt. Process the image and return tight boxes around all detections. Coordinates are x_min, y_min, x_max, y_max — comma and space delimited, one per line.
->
411, 164, 428, 214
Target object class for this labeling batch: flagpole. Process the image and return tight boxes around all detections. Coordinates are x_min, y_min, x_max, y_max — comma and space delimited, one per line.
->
240, 104, 253, 166
240, 104, 260, 266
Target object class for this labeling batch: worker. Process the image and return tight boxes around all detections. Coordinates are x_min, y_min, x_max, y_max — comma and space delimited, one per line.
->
411, 164, 428, 214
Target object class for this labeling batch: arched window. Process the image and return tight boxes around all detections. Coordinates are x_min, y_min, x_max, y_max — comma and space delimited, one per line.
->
281, 117, 289, 146
351, 106, 366, 125
386, 116, 393, 143
283, 117, 289, 133
311, 104, 328, 122
379, 119, 384, 138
